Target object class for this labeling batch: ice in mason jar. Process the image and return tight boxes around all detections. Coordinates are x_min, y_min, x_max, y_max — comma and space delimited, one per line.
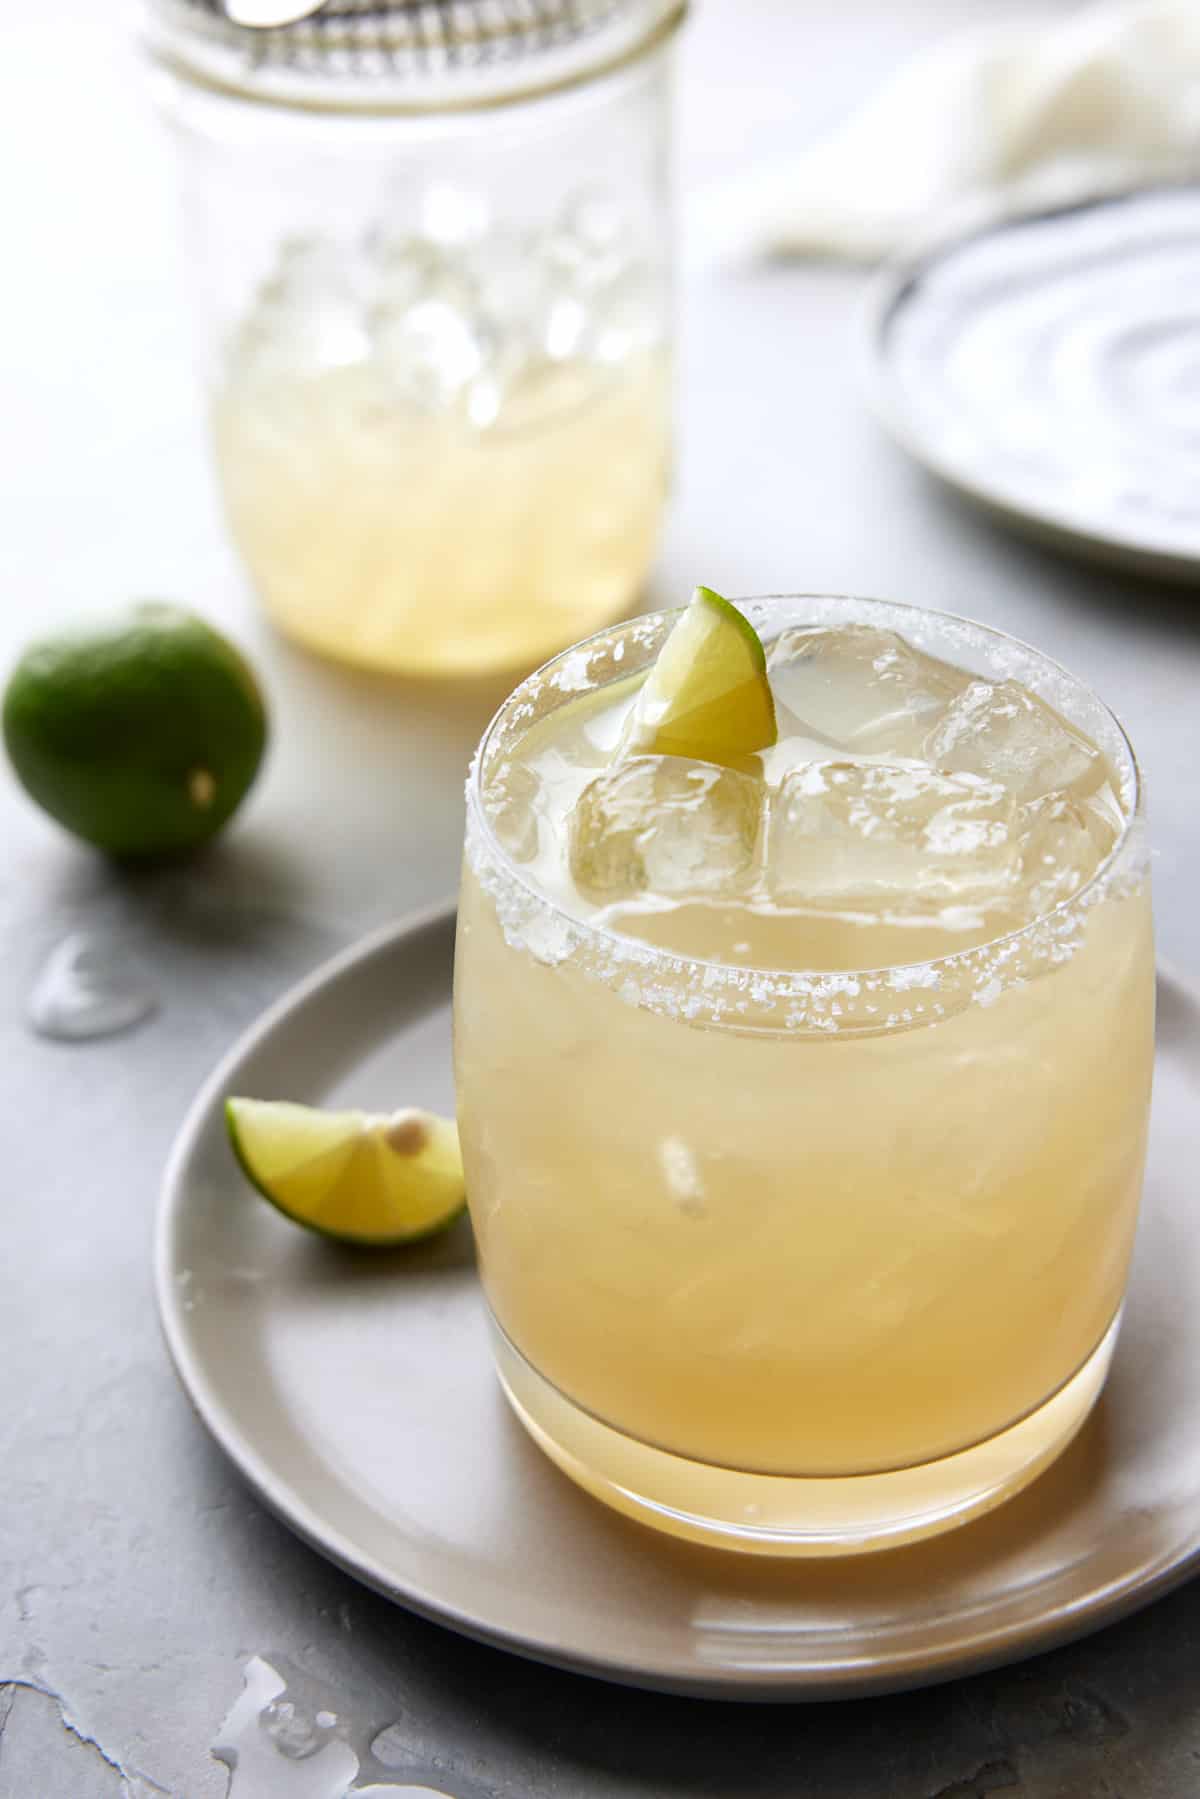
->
152, 0, 683, 679
213, 204, 670, 678
454, 596, 1154, 1553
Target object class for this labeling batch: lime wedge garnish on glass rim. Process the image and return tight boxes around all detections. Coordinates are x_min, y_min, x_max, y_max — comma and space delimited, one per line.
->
226, 1098, 465, 1247
617, 586, 777, 767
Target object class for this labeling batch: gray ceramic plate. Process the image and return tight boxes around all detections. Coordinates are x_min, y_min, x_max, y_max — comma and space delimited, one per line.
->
156, 901, 1200, 1701
865, 185, 1200, 580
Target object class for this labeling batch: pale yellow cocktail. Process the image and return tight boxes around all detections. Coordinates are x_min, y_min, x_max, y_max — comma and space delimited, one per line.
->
213, 228, 670, 677
454, 596, 1153, 1552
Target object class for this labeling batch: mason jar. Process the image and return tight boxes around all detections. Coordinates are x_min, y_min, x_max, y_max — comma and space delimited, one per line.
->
144, 0, 684, 676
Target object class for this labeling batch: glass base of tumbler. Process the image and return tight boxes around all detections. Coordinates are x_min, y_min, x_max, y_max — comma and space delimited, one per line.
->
489, 1310, 1121, 1557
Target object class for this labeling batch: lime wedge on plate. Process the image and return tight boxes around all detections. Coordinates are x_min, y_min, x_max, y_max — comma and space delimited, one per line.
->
618, 586, 777, 768
226, 1098, 465, 1246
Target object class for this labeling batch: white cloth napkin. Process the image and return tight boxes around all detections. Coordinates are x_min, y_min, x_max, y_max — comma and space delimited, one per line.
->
700, 0, 1200, 262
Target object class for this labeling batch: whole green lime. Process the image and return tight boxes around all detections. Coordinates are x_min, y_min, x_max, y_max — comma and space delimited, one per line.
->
3, 602, 268, 857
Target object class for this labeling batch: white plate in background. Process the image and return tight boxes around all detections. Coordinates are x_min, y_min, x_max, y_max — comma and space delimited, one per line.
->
866, 186, 1200, 580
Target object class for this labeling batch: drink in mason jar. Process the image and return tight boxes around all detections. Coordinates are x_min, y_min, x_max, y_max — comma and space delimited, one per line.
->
214, 209, 670, 677
151, 0, 683, 680
454, 593, 1153, 1553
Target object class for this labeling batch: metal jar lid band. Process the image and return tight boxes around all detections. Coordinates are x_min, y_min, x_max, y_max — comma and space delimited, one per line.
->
145, 0, 687, 112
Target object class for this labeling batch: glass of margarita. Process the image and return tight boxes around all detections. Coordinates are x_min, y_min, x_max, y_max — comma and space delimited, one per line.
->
453, 594, 1153, 1554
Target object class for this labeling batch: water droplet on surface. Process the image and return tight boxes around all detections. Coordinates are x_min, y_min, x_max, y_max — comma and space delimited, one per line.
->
259, 1696, 342, 1761
29, 934, 157, 1041
213, 1657, 358, 1798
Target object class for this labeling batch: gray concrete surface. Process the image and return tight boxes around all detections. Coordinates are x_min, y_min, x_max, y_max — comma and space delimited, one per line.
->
3, 2, 1199, 1794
